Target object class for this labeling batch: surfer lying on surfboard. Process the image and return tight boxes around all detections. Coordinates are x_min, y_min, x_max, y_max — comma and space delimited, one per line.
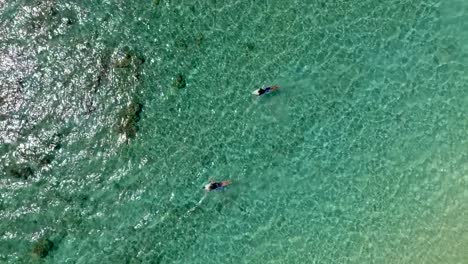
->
203, 179, 232, 192
252, 85, 280, 96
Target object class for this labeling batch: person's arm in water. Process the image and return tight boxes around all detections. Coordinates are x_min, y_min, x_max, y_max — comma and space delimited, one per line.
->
221, 180, 232, 187
270, 85, 280, 91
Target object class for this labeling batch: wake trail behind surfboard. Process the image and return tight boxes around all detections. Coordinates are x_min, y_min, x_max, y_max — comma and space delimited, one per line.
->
185, 194, 207, 216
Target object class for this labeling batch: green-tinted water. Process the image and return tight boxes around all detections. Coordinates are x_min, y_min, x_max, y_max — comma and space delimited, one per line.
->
1, 0, 468, 263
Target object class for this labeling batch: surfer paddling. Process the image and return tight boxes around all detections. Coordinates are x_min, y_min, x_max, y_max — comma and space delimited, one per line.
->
203, 179, 232, 192
252, 85, 280, 96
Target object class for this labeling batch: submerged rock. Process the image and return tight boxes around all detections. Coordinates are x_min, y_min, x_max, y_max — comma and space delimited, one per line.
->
116, 101, 143, 139
113, 46, 132, 68
32, 238, 54, 258
246, 43, 255, 51
39, 154, 55, 166
173, 74, 186, 89
195, 33, 204, 47
133, 55, 145, 67
112, 46, 145, 69
0, 113, 8, 121
6, 163, 34, 180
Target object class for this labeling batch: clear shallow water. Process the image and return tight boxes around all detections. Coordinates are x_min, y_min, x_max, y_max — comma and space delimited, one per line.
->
1, 0, 468, 263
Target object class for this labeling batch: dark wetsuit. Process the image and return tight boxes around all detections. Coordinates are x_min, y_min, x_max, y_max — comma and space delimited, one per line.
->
209, 182, 223, 191
258, 87, 272, 96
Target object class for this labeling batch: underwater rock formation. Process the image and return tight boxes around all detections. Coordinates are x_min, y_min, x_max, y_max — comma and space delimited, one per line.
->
6, 163, 34, 180
116, 101, 143, 140
32, 238, 54, 258
39, 154, 55, 166
173, 74, 186, 89
112, 46, 145, 69
113, 46, 133, 68
195, 33, 204, 47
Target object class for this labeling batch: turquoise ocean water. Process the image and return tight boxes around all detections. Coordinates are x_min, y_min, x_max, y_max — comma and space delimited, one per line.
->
1, 0, 468, 263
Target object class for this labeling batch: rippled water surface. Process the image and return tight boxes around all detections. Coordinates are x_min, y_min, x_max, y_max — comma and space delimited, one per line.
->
1, 0, 468, 263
